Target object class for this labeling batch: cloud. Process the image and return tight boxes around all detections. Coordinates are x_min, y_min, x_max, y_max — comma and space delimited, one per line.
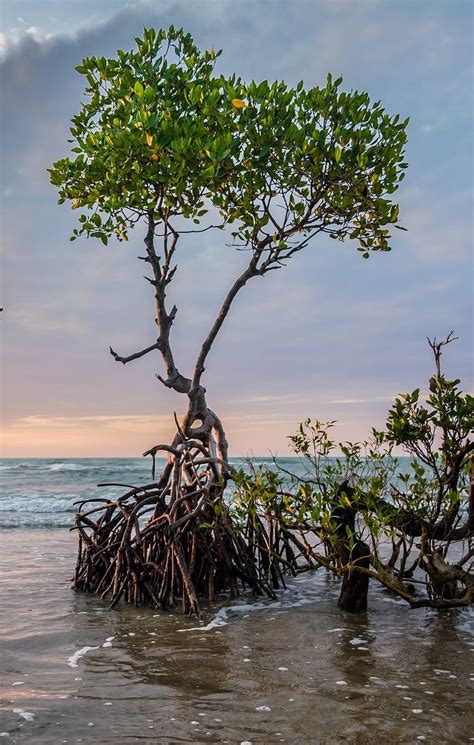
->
7, 307, 86, 334
1, 412, 177, 457
0, 0, 472, 457
13, 414, 169, 428
0, 25, 53, 58
325, 397, 395, 405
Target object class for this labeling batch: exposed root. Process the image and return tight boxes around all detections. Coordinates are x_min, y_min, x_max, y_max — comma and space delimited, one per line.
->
72, 438, 283, 615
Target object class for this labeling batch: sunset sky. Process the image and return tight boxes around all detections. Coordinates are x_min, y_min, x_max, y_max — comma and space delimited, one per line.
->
1, 0, 472, 457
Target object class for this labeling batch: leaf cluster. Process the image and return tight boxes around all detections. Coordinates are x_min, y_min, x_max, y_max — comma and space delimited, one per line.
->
49, 26, 408, 257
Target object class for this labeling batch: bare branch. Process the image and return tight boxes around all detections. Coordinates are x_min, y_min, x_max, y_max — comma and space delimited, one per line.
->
154, 223, 225, 235
109, 341, 160, 365
143, 444, 181, 458
427, 331, 459, 377
156, 370, 191, 393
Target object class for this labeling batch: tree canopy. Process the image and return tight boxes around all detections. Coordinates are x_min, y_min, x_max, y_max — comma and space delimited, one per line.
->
50, 25, 408, 260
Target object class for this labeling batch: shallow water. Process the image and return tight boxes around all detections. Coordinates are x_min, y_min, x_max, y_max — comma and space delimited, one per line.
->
0, 529, 473, 744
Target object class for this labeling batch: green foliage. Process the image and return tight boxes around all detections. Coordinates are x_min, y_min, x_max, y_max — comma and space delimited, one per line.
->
232, 465, 287, 527
286, 418, 400, 540
232, 337, 473, 607
49, 27, 234, 243
387, 376, 474, 459
384, 363, 473, 525
49, 26, 408, 256
217, 73, 408, 253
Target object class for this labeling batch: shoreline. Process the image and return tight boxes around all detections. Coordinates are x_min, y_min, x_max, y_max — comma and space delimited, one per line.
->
1, 528, 473, 743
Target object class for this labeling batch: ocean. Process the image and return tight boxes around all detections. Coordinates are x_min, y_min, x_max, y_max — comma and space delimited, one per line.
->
0, 458, 473, 743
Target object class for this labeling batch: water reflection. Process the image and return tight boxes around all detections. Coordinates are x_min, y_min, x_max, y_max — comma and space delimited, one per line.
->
1, 530, 473, 744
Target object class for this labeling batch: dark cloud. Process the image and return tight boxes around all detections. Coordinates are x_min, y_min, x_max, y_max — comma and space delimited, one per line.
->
1, 0, 472, 455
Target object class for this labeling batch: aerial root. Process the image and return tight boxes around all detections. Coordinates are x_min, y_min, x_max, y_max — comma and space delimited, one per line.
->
72, 437, 295, 615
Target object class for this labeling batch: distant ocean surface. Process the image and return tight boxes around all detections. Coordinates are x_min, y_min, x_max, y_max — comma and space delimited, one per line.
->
0, 457, 166, 529
0, 456, 321, 529
0, 456, 416, 530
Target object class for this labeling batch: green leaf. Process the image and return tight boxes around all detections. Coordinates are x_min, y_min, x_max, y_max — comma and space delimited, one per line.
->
134, 81, 144, 97
144, 85, 155, 102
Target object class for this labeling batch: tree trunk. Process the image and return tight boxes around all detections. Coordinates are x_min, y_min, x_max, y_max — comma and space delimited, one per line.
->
336, 539, 370, 613
332, 492, 370, 613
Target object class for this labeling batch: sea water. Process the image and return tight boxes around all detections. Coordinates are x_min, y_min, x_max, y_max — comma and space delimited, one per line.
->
0, 456, 316, 529
0, 459, 473, 743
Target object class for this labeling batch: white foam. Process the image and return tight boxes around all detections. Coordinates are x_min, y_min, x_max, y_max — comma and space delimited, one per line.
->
67, 646, 100, 668
256, 706, 271, 712
350, 638, 367, 645
178, 593, 316, 633
177, 603, 258, 632
49, 463, 84, 471
13, 709, 34, 722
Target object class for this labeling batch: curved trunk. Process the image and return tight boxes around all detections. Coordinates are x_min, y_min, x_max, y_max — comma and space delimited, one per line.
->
336, 539, 370, 613
181, 388, 229, 465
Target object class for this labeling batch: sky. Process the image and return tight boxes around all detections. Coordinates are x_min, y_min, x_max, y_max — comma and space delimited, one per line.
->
0, 0, 472, 457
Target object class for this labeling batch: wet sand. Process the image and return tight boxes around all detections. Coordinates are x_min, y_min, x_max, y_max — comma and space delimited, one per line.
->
0, 529, 473, 744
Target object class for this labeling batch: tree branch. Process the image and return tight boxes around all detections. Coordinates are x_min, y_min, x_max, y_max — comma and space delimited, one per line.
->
190, 243, 268, 394
109, 341, 160, 365
427, 330, 458, 377
144, 211, 191, 395
188, 198, 328, 396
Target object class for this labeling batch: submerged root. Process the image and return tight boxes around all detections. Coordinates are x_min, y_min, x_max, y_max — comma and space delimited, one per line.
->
72, 438, 288, 615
